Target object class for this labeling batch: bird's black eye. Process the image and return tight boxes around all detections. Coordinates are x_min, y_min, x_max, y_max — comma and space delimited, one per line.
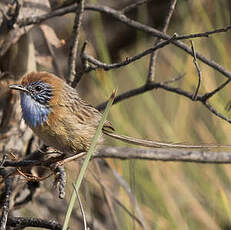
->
34, 85, 42, 92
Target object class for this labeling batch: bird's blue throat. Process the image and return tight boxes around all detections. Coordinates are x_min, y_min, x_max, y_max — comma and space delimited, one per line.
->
20, 92, 51, 128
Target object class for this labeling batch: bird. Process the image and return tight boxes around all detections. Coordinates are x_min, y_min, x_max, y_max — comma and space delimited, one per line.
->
8, 71, 224, 155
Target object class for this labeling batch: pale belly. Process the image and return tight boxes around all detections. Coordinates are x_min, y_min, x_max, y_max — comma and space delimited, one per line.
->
32, 121, 103, 155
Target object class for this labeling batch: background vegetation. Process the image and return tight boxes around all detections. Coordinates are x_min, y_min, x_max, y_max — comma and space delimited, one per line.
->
0, 0, 231, 229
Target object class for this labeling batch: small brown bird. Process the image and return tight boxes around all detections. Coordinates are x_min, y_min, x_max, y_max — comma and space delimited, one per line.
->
9, 71, 217, 155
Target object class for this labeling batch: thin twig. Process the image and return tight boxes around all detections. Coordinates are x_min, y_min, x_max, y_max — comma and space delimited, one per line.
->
191, 40, 202, 100
112, 193, 145, 228
84, 5, 231, 81
61, 152, 87, 164
96, 73, 231, 124
72, 183, 87, 230
163, 74, 185, 84
201, 79, 230, 101
92, 162, 120, 229
71, 41, 89, 88
96, 74, 187, 110
0, 169, 13, 230
68, 0, 85, 84
202, 101, 231, 123
16, 3, 231, 80
129, 159, 136, 230
15, 3, 231, 79
90, 168, 146, 229
82, 35, 177, 72
112, 169, 148, 230
177, 26, 231, 39
121, 0, 150, 13
17, 3, 231, 41
147, 0, 177, 83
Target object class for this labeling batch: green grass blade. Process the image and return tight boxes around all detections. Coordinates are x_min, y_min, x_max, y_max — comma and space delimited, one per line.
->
62, 89, 117, 230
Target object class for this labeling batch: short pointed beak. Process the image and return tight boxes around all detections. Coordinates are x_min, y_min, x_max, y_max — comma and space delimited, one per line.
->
9, 84, 29, 93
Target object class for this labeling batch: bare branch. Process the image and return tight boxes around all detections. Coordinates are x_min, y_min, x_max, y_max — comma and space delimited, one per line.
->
91, 162, 120, 229
95, 146, 231, 163
17, 3, 231, 41
16, 4, 231, 81
83, 35, 177, 72
3, 143, 231, 172
91, 167, 146, 229
202, 101, 231, 123
2, 1, 231, 229
147, 0, 177, 83
177, 26, 231, 39
112, 169, 148, 230
121, 0, 151, 13
68, 0, 85, 83
191, 40, 202, 100
6, 216, 63, 230
71, 41, 89, 87
0, 169, 13, 230
96, 74, 189, 111
86, 5, 231, 80
201, 79, 230, 101
97, 74, 231, 124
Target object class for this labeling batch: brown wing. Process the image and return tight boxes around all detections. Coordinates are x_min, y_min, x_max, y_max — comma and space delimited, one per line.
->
62, 84, 115, 131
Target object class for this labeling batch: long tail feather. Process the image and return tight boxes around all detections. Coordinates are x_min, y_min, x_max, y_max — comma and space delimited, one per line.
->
103, 131, 230, 149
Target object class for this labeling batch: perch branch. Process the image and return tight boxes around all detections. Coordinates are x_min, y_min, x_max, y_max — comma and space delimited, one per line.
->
6, 216, 63, 230
3, 144, 231, 171
95, 146, 231, 163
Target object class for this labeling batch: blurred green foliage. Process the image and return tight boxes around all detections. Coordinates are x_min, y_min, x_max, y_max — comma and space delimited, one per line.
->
80, 0, 231, 229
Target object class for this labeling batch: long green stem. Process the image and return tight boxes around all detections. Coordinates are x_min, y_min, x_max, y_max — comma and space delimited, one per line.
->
62, 89, 116, 230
